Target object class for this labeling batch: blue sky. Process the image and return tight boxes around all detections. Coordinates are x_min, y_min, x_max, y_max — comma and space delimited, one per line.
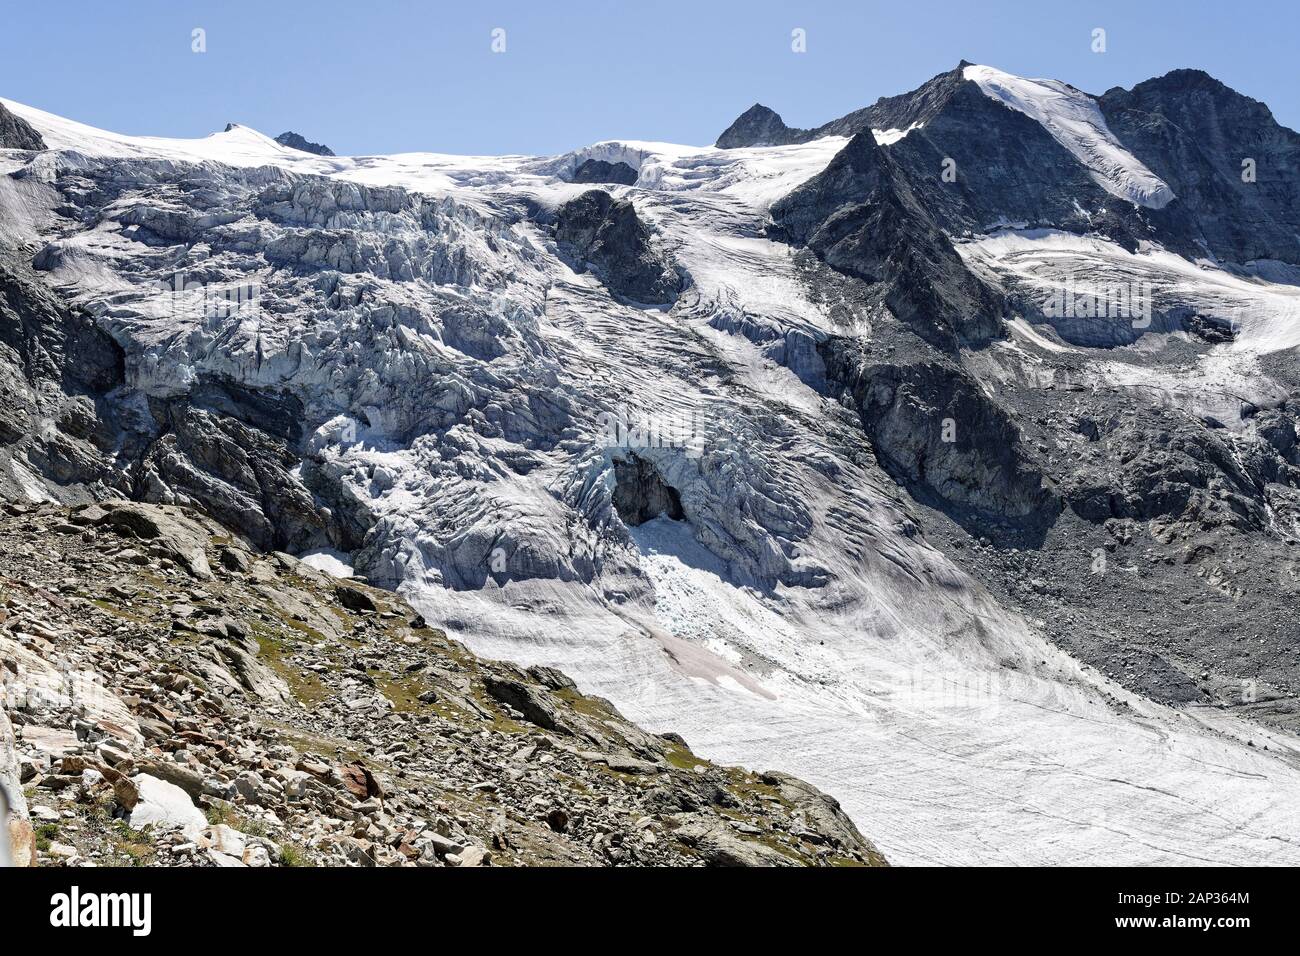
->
2, 0, 1297, 156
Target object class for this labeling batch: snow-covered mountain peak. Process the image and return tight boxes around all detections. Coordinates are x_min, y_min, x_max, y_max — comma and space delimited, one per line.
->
4, 61, 1300, 870
0, 97, 293, 164
961, 64, 1176, 208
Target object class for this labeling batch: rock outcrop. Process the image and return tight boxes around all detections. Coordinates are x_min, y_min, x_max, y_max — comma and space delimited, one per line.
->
822, 341, 1060, 534
1099, 69, 1300, 265
571, 158, 638, 185
0, 102, 45, 151
554, 190, 684, 305
770, 131, 1004, 349
274, 132, 336, 156
715, 104, 810, 149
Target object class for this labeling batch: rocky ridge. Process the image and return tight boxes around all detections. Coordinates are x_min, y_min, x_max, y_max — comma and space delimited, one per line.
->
720, 63, 1300, 267
274, 132, 336, 157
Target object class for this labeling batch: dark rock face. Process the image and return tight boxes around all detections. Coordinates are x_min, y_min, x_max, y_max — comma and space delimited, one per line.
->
554, 190, 683, 305
612, 456, 684, 526
834, 64, 971, 137
822, 339, 1059, 536
785, 64, 1154, 249
0, 255, 351, 554
0, 102, 45, 151
1099, 69, 1300, 265
275, 131, 336, 156
571, 158, 638, 185
770, 131, 1004, 349
878, 82, 1133, 241
0, 259, 128, 500
716, 66, 971, 148
1059, 407, 1288, 532
715, 104, 810, 149
137, 394, 336, 554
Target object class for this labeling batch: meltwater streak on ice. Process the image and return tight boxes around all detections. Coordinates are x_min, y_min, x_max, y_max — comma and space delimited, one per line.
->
6, 93, 1300, 865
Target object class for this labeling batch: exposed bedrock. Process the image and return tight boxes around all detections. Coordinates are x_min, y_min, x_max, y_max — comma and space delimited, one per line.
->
875, 73, 1153, 248
570, 158, 638, 186
274, 131, 335, 156
769, 131, 1004, 350
0, 253, 361, 554
1058, 402, 1300, 535
821, 338, 1060, 541
1099, 69, 1300, 266
0, 258, 132, 502
0, 101, 45, 151
554, 190, 685, 305
715, 104, 812, 149
136, 388, 346, 554
722, 63, 1300, 268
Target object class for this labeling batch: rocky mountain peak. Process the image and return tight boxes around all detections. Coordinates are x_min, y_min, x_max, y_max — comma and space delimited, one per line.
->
716, 103, 809, 149
770, 129, 1004, 349
275, 131, 336, 156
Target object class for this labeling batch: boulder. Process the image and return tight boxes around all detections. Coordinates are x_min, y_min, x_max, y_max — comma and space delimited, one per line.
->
214, 642, 294, 705
672, 817, 798, 867
1, 709, 35, 866
335, 584, 378, 613
482, 677, 572, 734
93, 502, 213, 579
128, 774, 208, 838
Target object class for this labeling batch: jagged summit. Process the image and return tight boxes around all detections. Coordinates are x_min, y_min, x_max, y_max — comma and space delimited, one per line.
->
769, 127, 1004, 349
715, 103, 810, 149
275, 130, 335, 156
714, 61, 1300, 265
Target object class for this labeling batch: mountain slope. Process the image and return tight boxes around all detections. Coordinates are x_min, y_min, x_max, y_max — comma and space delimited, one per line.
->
0, 500, 879, 867
3, 64, 1300, 868
1100, 69, 1300, 264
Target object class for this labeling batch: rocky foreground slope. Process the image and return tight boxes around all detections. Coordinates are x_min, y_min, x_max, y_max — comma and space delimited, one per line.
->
0, 500, 881, 867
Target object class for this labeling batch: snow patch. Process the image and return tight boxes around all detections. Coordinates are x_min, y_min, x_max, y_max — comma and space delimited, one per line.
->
871, 123, 923, 145
298, 549, 355, 579
962, 65, 1175, 209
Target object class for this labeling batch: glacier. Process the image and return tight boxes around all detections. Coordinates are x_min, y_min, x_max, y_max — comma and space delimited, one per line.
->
3, 88, 1300, 867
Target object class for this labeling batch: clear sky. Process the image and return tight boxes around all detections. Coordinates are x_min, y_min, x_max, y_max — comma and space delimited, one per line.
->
2, 0, 1297, 156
